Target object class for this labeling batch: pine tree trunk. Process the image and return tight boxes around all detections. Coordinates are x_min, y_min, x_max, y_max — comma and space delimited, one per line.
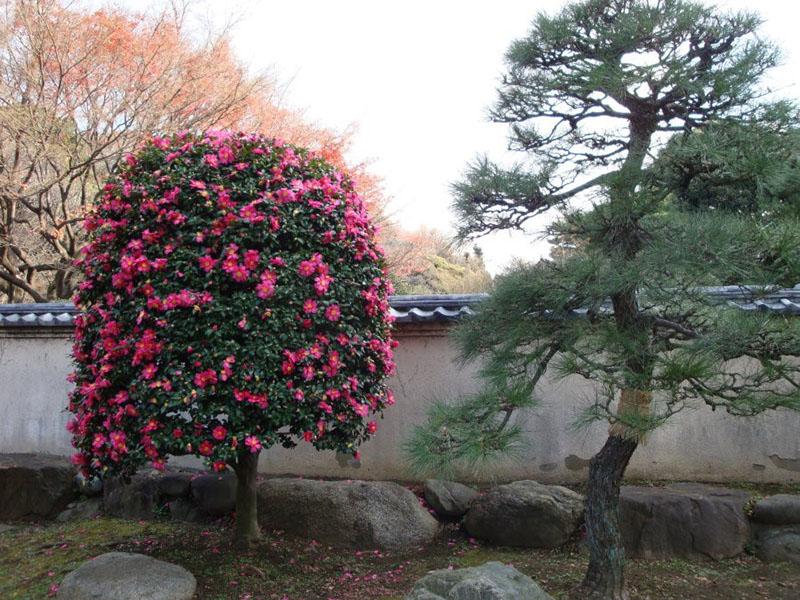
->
575, 434, 639, 599
234, 450, 261, 547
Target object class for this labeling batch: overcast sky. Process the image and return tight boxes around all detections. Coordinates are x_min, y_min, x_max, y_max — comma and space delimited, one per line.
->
202, 0, 800, 273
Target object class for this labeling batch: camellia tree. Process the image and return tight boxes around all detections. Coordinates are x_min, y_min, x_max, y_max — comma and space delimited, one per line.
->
407, 1, 800, 598
68, 131, 397, 546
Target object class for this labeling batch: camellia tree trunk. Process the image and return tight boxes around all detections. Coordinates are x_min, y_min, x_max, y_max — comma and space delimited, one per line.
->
233, 451, 261, 547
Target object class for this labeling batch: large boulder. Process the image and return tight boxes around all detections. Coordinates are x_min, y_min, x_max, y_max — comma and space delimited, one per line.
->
753, 525, 800, 565
424, 480, 478, 520
103, 471, 161, 520
0, 454, 76, 520
752, 494, 800, 526
257, 478, 439, 551
463, 480, 584, 548
405, 561, 553, 600
619, 483, 751, 559
190, 473, 236, 517
57, 552, 196, 600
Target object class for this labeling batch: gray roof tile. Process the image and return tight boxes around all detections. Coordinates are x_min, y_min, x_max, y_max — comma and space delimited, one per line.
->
1, 286, 800, 328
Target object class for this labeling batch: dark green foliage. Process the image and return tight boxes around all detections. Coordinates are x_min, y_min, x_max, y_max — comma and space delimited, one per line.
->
411, 0, 800, 476
650, 103, 800, 216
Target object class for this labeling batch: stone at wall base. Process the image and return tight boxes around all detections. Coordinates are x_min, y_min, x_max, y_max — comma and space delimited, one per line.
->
191, 474, 236, 517
257, 478, 439, 551
752, 494, 800, 526
103, 471, 161, 521
753, 524, 800, 565
463, 480, 584, 548
423, 479, 478, 520
620, 483, 751, 559
0, 454, 77, 520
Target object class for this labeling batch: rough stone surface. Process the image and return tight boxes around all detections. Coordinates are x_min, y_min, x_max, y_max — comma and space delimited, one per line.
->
405, 561, 553, 600
56, 498, 103, 522
463, 480, 584, 548
103, 471, 161, 520
57, 552, 196, 600
752, 494, 800, 526
158, 473, 193, 499
619, 483, 751, 559
191, 474, 236, 517
424, 480, 478, 520
753, 525, 800, 564
168, 497, 203, 523
257, 478, 439, 551
0, 453, 77, 520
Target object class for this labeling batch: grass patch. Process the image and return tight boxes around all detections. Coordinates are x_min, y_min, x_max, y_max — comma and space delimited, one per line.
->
1, 518, 798, 599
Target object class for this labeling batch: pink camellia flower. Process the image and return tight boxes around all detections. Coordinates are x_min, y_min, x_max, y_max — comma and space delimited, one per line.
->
198, 255, 217, 273
203, 154, 219, 168
243, 250, 260, 270
217, 145, 235, 164
212, 426, 227, 441
314, 274, 332, 296
256, 269, 277, 299
303, 299, 318, 314
303, 431, 313, 442
199, 440, 214, 456
324, 304, 341, 322
141, 363, 158, 380
367, 421, 378, 434
298, 259, 317, 277
244, 435, 262, 453
240, 203, 265, 224
256, 279, 275, 299
194, 369, 218, 389
229, 264, 250, 282
109, 431, 127, 452
212, 461, 227, 472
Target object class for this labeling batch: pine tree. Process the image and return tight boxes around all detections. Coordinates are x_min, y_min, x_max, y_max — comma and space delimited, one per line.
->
406, 1, 800, 597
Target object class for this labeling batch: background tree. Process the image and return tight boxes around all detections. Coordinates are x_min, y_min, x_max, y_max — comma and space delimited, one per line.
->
69, 131, 396, 546
388, 227, 492, 294
0, 0, 391, 303
407, 1, 800, 598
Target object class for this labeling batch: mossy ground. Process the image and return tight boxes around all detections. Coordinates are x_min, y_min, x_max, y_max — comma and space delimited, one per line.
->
1, 515, 798, 600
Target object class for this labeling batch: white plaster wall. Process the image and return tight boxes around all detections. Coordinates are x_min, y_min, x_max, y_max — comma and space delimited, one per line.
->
1, 329, 798, 483
0, 333, 75, 456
